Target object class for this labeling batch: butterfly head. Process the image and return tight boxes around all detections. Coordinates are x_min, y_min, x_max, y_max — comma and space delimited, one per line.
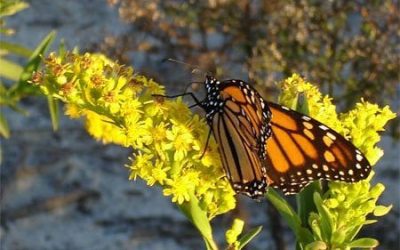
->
204, 75, 220, 91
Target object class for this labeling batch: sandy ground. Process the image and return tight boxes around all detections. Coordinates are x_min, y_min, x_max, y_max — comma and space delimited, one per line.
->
1, 1, 399, 249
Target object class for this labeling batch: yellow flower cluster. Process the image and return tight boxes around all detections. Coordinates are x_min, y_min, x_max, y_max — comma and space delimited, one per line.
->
340, 100, 395, 165
34, 52, 236, 219
279, 74, 395, 246
225, 219, 245, 248
278, 74, 345, 134
319, 172, 391, 243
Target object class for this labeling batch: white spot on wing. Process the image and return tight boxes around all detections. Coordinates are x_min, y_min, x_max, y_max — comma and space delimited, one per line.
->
327, 132, 336, 140
319, 125, 329, 131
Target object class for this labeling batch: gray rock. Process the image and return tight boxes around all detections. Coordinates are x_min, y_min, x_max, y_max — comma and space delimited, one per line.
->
1, 1, 399, 249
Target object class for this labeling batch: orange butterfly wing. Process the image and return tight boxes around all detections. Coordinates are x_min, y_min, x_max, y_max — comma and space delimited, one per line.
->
208, 80, 271, 198
264, 102, 372, 195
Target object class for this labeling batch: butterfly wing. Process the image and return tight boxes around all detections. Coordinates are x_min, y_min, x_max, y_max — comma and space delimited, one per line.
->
264, 102, 372, 195
210, 80, 272, 198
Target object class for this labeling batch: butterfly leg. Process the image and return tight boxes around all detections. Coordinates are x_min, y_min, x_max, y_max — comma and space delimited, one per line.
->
199, 128, 213, 160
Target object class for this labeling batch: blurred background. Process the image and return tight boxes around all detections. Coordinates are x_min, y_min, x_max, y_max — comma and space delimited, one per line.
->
1, 0, 399, 249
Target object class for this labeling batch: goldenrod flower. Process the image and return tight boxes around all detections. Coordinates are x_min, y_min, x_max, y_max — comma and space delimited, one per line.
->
165, 120, 195, 161
226, 218, 245, 248
129, 152, 154, 180
149, 160, 171, 185
64, 104, 81, 118
164, 171, 199, 204
35, 52, 236, 219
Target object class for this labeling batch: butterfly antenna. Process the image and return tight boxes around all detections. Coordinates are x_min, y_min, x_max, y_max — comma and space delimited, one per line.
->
163, 58, 199, 73
162, 58, 214, 77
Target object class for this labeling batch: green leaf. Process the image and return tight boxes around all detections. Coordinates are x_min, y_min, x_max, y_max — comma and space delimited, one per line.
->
9, 30, 56, 97
237, 226, 262, 250
345, 225, 363, 242
308, 213, 322, 240
289, 92, 299, 110
266, 188, 301, 230
313, 192, 333, 241
58, 39, 67, 57
0, 27, 13, 35
265, 188, 313, 244
0, 41, 32, 57
0, 110, 10, 138
305, 241, 327, 250
363, 219, 378, 225
0, 58, 23, 81
47, 96, 59, 131
331, 229, 346, 246
0, 83, 7, 95
297, 228, 315, 248
178, 191, 217, 250
373, 205, 392, 216
294, 93, 310, 115
0, 1, 29, 18
297, 182, 322, 228
0, 83, 27, 113
348, 238, 379, 248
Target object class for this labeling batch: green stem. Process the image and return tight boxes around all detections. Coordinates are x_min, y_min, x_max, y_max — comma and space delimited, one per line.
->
204, 237, 219, 250
178, 191, 219, 250
47, 95, 59, 131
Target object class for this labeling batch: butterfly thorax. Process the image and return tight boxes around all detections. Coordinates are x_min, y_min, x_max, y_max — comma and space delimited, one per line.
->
201, 76, 224, 124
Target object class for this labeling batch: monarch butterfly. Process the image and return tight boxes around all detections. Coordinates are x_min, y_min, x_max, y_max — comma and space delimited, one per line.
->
159, 75, 372, 199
